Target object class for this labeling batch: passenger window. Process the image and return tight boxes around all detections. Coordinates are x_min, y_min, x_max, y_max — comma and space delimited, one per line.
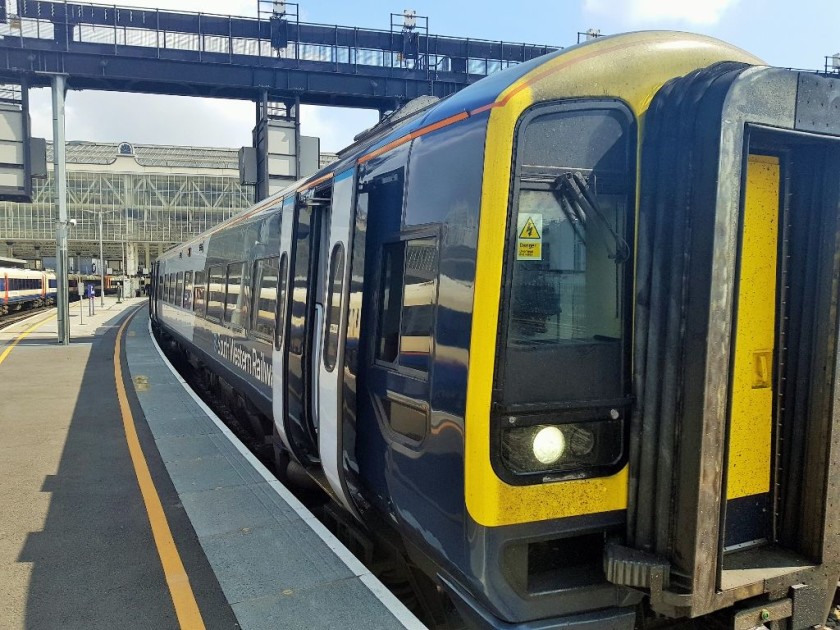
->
168, 274, 176, 304
206, 266, 225, 322
399, 239, 437, 373
193, 270, 206, 314
224, 262, 245, 326
323, 243, 345, 371
375, 236, 438, 374
175, 272, 184, 308
252, 257, 279, 342
377, 242, 404, 363
184, 271, 193, 310
275, 254, 289, 350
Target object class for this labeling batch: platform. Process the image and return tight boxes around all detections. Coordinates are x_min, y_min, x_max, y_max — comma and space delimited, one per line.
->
0, 298, 421, 629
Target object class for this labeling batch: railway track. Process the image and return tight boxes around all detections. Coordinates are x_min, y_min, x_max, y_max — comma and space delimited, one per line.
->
0, 306, 51, 331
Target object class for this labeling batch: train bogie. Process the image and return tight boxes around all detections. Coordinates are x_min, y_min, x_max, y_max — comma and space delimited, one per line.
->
151, 31, 840, 630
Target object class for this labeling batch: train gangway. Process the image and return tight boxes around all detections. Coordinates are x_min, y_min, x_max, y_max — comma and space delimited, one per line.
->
0, 297, 421, 629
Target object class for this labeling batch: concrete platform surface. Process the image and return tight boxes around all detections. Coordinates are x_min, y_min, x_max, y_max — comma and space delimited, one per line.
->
0, 298, 422, 629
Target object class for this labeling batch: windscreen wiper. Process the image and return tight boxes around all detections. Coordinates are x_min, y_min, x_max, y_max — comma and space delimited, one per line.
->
553, 171, 630, 263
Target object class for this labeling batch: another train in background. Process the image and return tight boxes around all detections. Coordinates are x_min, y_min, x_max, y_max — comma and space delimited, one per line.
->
68, 274, 121, 299
0, 267, 56, 315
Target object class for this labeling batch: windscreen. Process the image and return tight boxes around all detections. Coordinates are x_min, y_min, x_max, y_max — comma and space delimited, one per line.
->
498, 104, 633, 406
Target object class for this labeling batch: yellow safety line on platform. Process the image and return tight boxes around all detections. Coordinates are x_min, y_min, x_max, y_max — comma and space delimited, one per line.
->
114, 309, 206, 630
0, 313, 57, 367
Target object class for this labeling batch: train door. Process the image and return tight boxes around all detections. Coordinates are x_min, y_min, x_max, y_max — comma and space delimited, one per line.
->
352, 150, 438, 518
722, 153, 778, 550
150, 261, 158, 320
272, 196, 295, 452
149, 261, 157, 320
316, 170, 361, 516
722, 130, 840, 559
281, 186, 330, 464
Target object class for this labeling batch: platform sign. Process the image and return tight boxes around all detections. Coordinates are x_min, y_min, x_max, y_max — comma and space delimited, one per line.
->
517, 213, 542, 260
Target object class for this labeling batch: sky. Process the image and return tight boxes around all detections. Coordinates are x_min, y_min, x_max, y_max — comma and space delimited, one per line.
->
26, 0, 840, 153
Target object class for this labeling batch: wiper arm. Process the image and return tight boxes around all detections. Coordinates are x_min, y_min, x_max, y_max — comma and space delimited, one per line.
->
553, 171, 630, 263
557, 194, 587, 245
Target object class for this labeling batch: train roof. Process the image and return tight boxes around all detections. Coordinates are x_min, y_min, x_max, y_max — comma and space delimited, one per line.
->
159, 31, 761, 262
0, 256, 27, 268
0, 266, 47, 276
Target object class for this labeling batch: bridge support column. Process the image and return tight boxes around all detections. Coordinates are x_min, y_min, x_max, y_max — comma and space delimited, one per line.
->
253, 96, 320, 201
52, 74, 70, 345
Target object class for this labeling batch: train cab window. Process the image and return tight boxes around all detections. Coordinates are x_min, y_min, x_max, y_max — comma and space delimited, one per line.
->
252, 257, 279, 342
499, 103, 634, 406
193, 270, 206, 314
206, 265, 225, 322
175, 272, 184, 308
184, 271, 193, 310
275, 254, 289, 350
323, 243, 345, 372
224, 262, 245, 327
375, 236, 439, 374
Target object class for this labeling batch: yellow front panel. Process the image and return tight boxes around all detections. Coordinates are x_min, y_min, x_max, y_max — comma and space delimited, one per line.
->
465, 33, 763, 528
726, 154, 779, 499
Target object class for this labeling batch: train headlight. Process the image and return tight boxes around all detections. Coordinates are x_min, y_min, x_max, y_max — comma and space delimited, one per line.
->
532, 426, 566, 464
499, 419, 623, 478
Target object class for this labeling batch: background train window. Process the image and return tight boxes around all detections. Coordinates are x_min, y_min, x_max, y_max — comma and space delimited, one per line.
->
252, 257, 279, 342
499, 104, 633, 405
275, 254, 289, 350
206, 265, 225, 322
183, 271, 193, 310
193, 270, 206, 315
323, 243, 345, 372
224, 262, 245, 327
175, 272, 184, 308
375, 236, 438, 374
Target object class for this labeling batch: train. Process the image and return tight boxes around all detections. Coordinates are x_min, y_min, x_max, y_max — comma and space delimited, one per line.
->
150, 32, 840, 630
0, 267, 56, 314
68, 274, 121, 299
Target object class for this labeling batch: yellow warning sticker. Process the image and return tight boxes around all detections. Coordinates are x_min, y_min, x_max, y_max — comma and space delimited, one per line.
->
519, 216, 541, 240
517, 213, 542, 260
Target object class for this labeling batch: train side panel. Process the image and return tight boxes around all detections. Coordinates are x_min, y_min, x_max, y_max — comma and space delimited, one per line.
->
155, 210, 282, 421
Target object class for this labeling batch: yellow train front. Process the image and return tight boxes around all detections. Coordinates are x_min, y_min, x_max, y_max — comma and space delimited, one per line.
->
418, 31, 840, 628
152, 31, 840, 629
